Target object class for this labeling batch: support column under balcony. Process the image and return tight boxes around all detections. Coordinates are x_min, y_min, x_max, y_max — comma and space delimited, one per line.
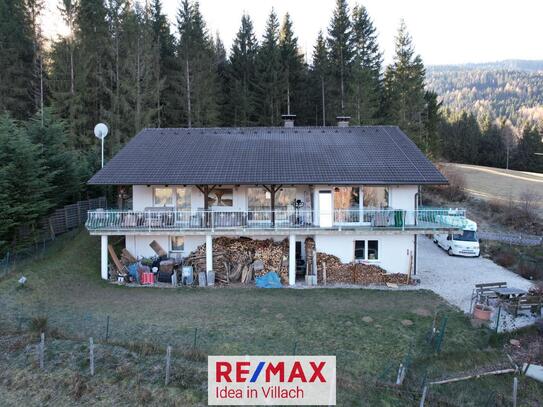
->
101, 235, 108, 280
289, 234, 296, 286
206, 234, 213, 274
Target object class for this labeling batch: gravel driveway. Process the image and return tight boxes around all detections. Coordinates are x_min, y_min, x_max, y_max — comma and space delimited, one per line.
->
416, 236, 533, 312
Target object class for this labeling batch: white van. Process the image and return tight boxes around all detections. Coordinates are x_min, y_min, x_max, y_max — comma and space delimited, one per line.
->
433, 219, 480, 257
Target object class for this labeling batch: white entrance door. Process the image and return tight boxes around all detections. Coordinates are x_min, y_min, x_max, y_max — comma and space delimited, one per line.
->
319, 191, 333, 227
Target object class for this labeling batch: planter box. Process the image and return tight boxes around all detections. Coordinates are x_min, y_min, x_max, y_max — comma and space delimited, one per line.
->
473, 304, 492, 320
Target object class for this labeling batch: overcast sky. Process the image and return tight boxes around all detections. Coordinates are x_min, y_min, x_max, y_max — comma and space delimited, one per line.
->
42, 0, 543, 65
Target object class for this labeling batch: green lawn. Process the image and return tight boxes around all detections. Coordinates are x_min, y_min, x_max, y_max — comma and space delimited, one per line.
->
0, 230, 541, 406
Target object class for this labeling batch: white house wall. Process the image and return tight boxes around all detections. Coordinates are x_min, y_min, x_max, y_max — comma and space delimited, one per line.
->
125, 234, 205, 258
314, 234, 414, 274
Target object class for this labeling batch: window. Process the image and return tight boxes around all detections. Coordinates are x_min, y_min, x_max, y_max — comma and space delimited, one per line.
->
154, 187, 173, 206
247, 187, 297, 211
353, 239, 379, 261
363, 186, 389, 208
276, 188, 296, 210
368, 240, 379, 260
354, 240, 365, 260
334, 187, 360, 222
170, 236, 184, 252
208, 188, 233, 207
176, 188, 191, 210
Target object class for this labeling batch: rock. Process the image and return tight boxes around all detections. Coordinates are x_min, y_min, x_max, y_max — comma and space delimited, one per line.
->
509, 339, 521, 347
362, 316, 373, 323
412, 308, 432, 317
401, 319, 414, 326
275, 313, 284, 320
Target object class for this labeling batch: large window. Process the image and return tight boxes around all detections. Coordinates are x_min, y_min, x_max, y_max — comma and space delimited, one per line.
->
354, 239, 379, 261
153, 187, 191, 209
208, 188, 233, 207
247, 187, 296, 210
363, 186, 389, 208
176, 188, 191, 210
170, 236, 184, 252
334, 187, 360, 222
154, 187, 173, 206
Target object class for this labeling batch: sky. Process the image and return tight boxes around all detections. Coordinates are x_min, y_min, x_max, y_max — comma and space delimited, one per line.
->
42, 0, 543, 65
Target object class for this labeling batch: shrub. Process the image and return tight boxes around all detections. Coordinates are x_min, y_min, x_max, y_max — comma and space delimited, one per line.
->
29, 316, 47, 334
518, 261, 541, 280
494, 251, 516, 268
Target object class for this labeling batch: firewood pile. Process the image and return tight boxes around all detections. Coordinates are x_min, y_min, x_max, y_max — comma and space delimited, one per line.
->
316, 252, 412, 285
184, 237, 289, 285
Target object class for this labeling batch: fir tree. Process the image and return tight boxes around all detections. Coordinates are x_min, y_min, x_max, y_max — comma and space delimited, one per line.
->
327, 0, 353, 116
351, 4, 381, 124
0, 114, 52, 248
176, 0, 220, 127
513, 126, 543, 172
0, 0, 36, 119
279, 13, 306, 119
225, 14, 259, 126
255, 9, 281, 125
309, 31, 330, 125
382, 20, 426, 144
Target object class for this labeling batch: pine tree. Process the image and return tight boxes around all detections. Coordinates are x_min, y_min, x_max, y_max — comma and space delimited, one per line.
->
176, 0, 220, 127
149, 0, 176, 127
0, 0, 36, 119
25, 109, 82, 205
327, 0, 353, 116
0, 114, 52, 248
309, 31, 330, 125
225, 14, 259, 126
74, 0, 112, 149
382, 20, 426, 144
49, 0, 79, 140
351, 4, 381, 124
255, 9, 281, 125
513, 126, 543, 172
279, 13, 306, 119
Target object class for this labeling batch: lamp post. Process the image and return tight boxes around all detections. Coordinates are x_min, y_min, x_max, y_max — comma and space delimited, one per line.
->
94, 123, 109, 168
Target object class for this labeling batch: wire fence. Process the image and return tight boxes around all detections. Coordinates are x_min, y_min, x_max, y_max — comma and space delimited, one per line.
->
0, 197, 106, 279
0, 304, 525, 406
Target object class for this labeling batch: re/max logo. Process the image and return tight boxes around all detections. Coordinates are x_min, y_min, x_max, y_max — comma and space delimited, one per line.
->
215, 361, 327, 383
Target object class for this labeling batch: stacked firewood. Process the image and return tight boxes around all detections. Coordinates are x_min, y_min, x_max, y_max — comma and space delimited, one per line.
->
184, 237, 289, 285
316, 252, 412, 285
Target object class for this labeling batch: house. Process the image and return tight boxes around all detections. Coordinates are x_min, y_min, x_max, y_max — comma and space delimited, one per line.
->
86, 116, 465, 285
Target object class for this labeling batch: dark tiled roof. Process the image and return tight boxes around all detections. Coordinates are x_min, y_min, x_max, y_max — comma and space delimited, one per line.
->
88, 126, 447, 185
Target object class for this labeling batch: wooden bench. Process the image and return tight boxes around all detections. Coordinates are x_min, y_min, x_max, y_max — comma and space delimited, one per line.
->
470, 282, 508, 311
505, 295, 543, 317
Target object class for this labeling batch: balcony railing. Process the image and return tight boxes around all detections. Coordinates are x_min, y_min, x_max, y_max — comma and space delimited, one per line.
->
85, 208, 467, 233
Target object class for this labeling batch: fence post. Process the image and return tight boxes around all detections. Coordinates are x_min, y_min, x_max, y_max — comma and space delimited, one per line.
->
165, 345, 172, 385
495, 305, 502, 333
193, 328, 198, 348
89, 337, 95, 376
323, 262, 327, 286
105, 315, 110, 342
39, 332, 45, 370
64, 207, 70, 231
77, 202, 82, 224
419, 385, 428, 407
512, 377, 518, 407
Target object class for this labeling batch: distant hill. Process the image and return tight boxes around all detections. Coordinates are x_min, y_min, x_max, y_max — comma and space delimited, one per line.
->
426, 60, 543, 126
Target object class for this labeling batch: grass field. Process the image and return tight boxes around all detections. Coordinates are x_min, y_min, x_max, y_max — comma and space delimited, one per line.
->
0, 230, 542, 406
441, 163, 543, 214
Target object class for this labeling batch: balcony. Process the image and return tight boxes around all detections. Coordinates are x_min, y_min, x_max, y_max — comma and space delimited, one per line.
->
85, 208, 467, 235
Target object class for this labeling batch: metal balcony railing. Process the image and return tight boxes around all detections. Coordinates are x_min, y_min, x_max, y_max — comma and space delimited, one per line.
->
85, 208, 467, 233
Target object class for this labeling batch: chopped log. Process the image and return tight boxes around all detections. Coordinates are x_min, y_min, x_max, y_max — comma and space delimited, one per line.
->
108, 244, 126, 276
149, 240, 167, 257
316, 252, 412, 286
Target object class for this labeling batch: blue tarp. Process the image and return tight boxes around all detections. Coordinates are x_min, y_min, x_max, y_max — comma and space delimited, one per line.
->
127, 263, 139, 283
255, 272, 282, 288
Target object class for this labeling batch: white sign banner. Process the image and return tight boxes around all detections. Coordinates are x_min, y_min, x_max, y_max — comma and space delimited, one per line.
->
208, 355, 336, 405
